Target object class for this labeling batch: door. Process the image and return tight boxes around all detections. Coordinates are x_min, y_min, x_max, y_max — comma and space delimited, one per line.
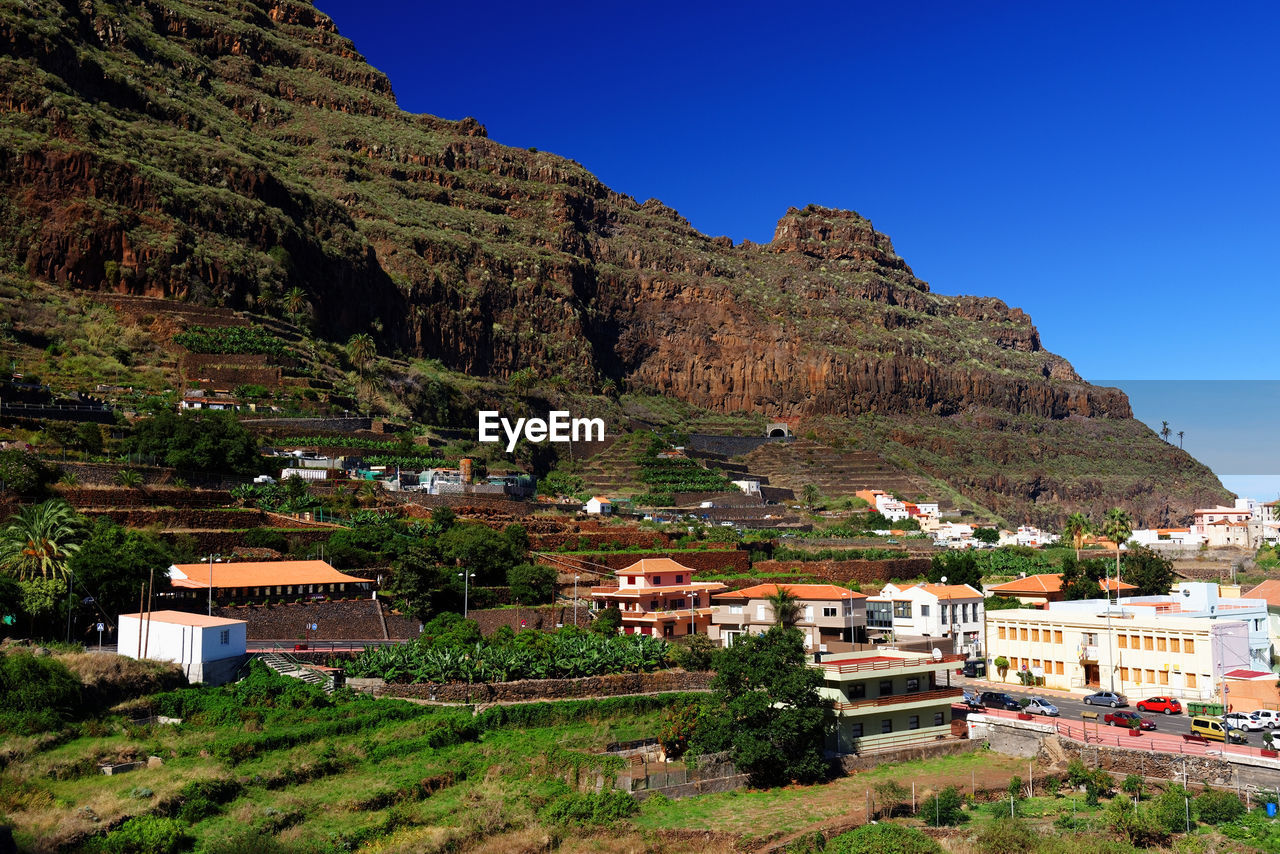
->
1083, 664, 1100, 686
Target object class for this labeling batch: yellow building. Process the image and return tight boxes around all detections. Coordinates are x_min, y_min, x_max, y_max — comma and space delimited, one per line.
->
985, 607, 1247, 700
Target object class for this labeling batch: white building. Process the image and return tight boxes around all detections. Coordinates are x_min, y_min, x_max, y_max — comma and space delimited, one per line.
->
118, 610, 247, 686
584, 496, 612, 515
867, 582, 985, 657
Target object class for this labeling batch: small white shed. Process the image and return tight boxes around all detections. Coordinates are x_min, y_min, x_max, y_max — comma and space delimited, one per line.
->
118, 610, 248, 686
585, 496, 612, 515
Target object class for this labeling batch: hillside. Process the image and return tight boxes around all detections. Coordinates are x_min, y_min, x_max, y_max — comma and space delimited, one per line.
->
0, 0, 1231, 525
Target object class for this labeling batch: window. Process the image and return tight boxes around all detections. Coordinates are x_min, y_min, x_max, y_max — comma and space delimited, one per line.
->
1144, 636, 1154, 651
851, 683, 866, 699
962, 603, 970, 623
849, 723, 863, 738
1031, 629, 1040, 643
893, 601, 912, 619
867, 601, 892, 628
1157, 637, 1167, 652
921, 604, 931, 617
1120, 667, 1130, 681
908, 715, 920, 730
1145, 669, 1156, 683
1187, 673, 1197, 688
675, 575, 683, 583
219, 629, 230, 645
1082, 632, 1098, 645
939, 604, 948, 623
1020, 628, 1028, 642
881, 719, 893, 734
1159, 670, 1169, 686
823, 606, 838, 617
1185, 639, 1195, 654
843, 601, 854, 617
1032, 659, 1041, 669
1054, 631, 1064, 643
804, 606, 814, 622
1171, 638, 1181, 653
933, 712, 945, 726
1118, 635, 1128, 648
757, 605, 767, 620
879, 680, 893, 696
1056, 661, 1064, 675
1129, 634, 1140, 649
906, 677, 920, 692
729, 605, 743, 615
999, 626, 1007, 640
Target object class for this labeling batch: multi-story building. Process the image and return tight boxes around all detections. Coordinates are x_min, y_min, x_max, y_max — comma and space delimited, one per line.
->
986, 598, 1256, 700
815, 648, 965, 754
590, 558, 726, 638
866, 583, 985, 657
708, 583, 867, 651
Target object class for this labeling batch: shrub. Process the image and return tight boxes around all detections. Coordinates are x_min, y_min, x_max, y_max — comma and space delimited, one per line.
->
541, 789, 638, 825
0, 651, 84, 733
241, 528, 289, 552
824, 823, 943, 853
975, 817, 1035, 854
1151, 784, 1195, 834
920, 785, 966, 826
1194, 788, 1245, 824
90, 815, 190, 853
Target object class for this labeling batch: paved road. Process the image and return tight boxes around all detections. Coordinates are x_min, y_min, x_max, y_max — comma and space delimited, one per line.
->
949, 675, 1269, 744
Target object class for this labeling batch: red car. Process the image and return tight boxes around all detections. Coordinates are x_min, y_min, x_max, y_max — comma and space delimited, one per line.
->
1135, 696, 1182, 715
1105, 710, 1156, 730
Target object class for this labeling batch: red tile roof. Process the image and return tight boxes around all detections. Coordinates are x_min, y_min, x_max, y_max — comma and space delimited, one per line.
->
120, 610, 245, 628
713, 583, 866, 601
616, 558, 698, 576
168, 560, 367, 590
988, 573, 1136, 595
1244, 579, 1280, 607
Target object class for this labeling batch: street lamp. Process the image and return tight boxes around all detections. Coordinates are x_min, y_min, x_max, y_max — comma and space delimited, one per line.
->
574, 574, 580, 626
458, 569, 476, 618
207, 554, 222, 616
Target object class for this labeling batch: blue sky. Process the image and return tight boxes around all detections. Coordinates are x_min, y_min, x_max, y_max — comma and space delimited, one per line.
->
315, 1, 1279, 493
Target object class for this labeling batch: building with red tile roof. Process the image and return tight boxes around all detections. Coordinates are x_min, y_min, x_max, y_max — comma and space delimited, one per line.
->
710, 583, 867, 651
590, 558, 726, 638
987, 573, 1136, 607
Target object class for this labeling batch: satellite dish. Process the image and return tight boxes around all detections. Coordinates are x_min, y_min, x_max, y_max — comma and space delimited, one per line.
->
932, 647, 943, 660
940, 576, 948, 584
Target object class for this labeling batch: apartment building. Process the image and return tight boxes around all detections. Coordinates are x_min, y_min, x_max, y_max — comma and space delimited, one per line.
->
590, 558, 726, 637
815, 648, 964, 754
708, 583, 867, 651
866, 582, 985, 657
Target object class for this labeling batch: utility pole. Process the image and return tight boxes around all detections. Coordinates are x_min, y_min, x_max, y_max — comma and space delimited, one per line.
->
459, 569, 475, 618
574, 574, 580, 626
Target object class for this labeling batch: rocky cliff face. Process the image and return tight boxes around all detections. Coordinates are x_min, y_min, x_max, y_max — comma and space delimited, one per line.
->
0, 0, 1230, 524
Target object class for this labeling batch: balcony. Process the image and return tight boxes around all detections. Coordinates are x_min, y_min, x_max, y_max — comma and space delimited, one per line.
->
818, 653, 964, 675
831, 687, 961, 712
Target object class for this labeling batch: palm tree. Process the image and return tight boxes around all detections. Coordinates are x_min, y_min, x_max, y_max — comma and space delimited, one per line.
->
1102, 507, 1133, 592
284, 286, 309, 320
1063, 513, 1092, 561
801, 483, 821, 509
1160, 421, 1171, 443
347, 332, 376, 377
0, 499, 86, 582
1177, 431, 1184, 449
766, 586, 802, 628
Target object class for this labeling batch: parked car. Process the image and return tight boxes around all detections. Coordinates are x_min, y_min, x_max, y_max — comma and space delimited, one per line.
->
1024, 697, 1059, 716
1223, 712, 1266, 732
1083, 691, 1128, 708
1135, 696, 1182, 715
1104, 710, 1156, 730
962, 659, 987, 678
979, 691, 1023, 711
1189, 715, 1248, 744
1251, 710, 1280, 728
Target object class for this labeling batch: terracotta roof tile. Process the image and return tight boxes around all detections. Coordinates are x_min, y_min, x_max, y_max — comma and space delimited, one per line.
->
168, 560, 368, 590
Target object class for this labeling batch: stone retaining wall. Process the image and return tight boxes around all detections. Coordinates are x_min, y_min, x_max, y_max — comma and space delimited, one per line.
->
82, 507, 270, 528
530, 531, 672, 550
373, 669, 714, 703
537, 550, 750, 576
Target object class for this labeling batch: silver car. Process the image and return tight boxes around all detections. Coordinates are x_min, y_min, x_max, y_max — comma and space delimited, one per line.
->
1024, 697, 1059, 716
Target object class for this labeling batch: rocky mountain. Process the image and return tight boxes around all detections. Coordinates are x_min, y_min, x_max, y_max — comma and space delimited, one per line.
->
0, 0, 1231, 525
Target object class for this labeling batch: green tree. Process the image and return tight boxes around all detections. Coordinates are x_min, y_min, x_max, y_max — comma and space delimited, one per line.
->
1062, 512, 1092, 560
506, 563, 556, 604
67, 519, 173, 625
825, 823, 943, 854
1194, 788, 1244, 823
1102, 507, 1133, 589
1151, 783, 1194, 834
0, 449, 60, 495
1160, 420, 1172, 443
1121, 545, 1175, 597
985, 595, 1023, 611
1058, 553, 1109, 601
973, 527, 1000, 545
591, 605, 622, 636
0, 499, 86, 581
689, 627, 832, 787
928, 550, 982, 589
127, 410, 260, 475
75, 422, 104, 455
284, 286, 309, 320
439, 521, 528, 585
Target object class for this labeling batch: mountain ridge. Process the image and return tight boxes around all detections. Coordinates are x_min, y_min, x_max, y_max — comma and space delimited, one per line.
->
0, 0, 1231, 525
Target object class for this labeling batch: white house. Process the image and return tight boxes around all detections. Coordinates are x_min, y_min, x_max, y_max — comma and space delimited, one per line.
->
584, 496, 612, 515
867, 582, 985, 657
118, 610, 247, 686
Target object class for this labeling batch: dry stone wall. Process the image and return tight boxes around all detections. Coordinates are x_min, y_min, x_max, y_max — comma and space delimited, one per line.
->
373, 669, 713, 703
749, 557, 930, 583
